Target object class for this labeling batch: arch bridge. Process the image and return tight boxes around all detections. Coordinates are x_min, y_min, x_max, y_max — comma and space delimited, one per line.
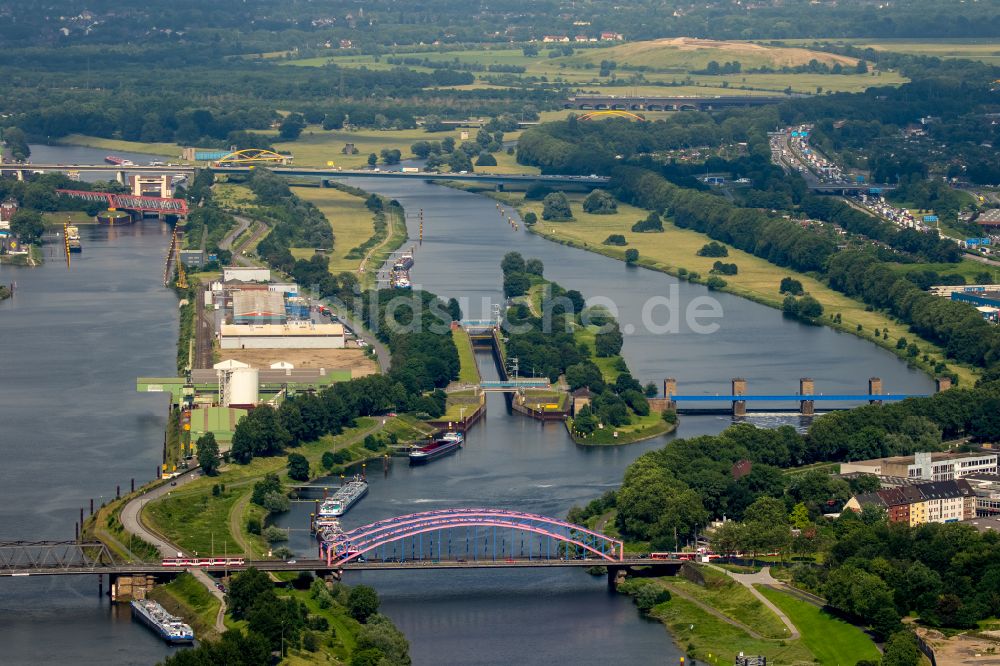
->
214, 149, 291, 166
320, 508, 623, 566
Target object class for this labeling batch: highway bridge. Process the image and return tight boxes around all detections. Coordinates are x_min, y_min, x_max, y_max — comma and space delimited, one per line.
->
0, 163, 609, 188
563, 94, 788, 112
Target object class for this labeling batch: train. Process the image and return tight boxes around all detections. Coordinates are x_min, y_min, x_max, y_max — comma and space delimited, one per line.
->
161, 557, 246, 567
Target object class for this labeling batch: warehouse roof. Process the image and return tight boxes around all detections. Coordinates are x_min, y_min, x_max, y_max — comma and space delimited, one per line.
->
221, 323, 345, 337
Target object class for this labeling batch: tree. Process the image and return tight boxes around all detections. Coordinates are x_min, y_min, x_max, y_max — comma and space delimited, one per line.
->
603, 234, 627, 246
10, 210, 44, 244
525, 258, 544, 276
789, 502, 811, 529
625, 249, 639, 264
196, 433, 220, 476
379, 148, 401, 165
231, 406, 292, 464
697, 242, 729, 257
500, 251, 526, 275
348, 585, 380, 623
475, 151, 497, 167
523, 211, 538, 226
355, 614, 411, 665
367, 153, 378, 166
522, 44, 540, 57
226, 568, 273, 620
780, 277, 804, 295
351, 649, 387, 666
541, 192, 573, 220
278, 113, 305, 140
287, 453, 309, 481
595, 326, 624, 357
582, 189, 617, 214
247, 591, 306, 654
797, 296, 823, 320
2, 126, 30, 161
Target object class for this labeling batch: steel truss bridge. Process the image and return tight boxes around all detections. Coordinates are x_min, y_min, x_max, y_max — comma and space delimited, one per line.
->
320, 508, 622, 566
55, 189, 189, 215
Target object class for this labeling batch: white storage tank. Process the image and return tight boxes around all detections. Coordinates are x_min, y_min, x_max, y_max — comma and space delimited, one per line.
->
228, 367, 259, 406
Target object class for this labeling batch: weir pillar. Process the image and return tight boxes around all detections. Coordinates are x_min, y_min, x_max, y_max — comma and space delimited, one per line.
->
732, 378, 747, 417
868, 377, 883, 405
799, 378, 815, 416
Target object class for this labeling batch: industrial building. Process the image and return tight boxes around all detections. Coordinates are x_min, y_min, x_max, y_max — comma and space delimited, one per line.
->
840, 451, 998, 482
223, 266, 270, 283
232, 290, 287, 325
220, 322, 345, 349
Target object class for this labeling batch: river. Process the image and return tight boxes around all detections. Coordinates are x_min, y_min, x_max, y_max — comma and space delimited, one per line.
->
0, 146, 934, 665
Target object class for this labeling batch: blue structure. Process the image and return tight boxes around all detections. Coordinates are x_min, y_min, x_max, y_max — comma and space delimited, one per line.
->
951, 291, 1000, 308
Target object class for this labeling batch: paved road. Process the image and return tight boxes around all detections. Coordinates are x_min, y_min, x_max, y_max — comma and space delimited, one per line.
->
119, 467, 228, 632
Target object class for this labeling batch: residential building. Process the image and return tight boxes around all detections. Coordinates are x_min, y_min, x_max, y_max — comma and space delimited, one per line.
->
840, 451, 998, 482
0, 198, 18, 230
845, 478, 976, 525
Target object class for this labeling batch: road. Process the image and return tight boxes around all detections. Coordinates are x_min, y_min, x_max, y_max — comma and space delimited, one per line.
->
118, 467, 228, 632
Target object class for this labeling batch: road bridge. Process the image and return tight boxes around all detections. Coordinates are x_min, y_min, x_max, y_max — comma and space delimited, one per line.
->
563, 94, 787, 112
1, 163, 609, 188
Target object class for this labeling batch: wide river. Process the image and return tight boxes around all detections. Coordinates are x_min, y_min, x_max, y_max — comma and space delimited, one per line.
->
0, 146, 934, 665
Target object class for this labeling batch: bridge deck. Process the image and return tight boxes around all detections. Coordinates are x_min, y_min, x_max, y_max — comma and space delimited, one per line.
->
1, 557, 679, 576
671, 394, 925, 401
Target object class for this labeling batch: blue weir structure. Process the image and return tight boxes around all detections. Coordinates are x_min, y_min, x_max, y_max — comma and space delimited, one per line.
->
663, 377, 947, 416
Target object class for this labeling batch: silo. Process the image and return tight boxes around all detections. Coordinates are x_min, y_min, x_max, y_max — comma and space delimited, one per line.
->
228, 368, 259, 407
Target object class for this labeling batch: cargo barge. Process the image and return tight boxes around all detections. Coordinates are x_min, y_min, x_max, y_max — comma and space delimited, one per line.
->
130, 599, 194, 644
66, 225, 82, 253
409, 432, 464, 464
319, 475, 368, 517
104, 155, 134, 166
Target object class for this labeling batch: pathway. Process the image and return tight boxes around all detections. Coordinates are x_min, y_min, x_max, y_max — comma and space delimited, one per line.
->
707, 564, 800, 639
119, 467, 228, 632
658, 581, 771, 641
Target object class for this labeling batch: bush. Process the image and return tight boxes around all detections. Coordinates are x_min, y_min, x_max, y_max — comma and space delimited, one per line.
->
603, 234, 627, 246
635, 583, 671, 613
287, 453, 309, 481
321, 451, 336, 470
625, 249, 639, 264
662, 410, 678, 424
475, 152, 497, 167
697, 241, 729, 257
348, 585, 380, 623
523, 211, 537, 226
260, 491, 291, 513
711, 261, 738, 275
706, 276, 727, 290
631, 212, 664, 232
262, 525, 289, 543
247, 517, 262, 535
363, 435, 382, 452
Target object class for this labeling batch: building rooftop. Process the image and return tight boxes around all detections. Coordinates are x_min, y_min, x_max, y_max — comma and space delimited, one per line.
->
847, 451, 997, 467
962, 515, 1000, 533
221, 323, 345, 337
232, 290, 286, 317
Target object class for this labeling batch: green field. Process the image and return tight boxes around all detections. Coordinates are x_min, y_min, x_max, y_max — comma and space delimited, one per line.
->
757, 586, 881, 664
149, 573, 223, 640
56, 134, 184, 159
663, 567, 790, 639
292, 186, 377, 273
520, 192, 976, 386
651, 587, 816, 665
783, 38, 1000, 65
285, 39, 906, 95
452, 327, 481, 384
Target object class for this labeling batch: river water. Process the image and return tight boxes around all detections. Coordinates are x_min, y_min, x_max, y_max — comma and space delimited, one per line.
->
0, 146, 934, 664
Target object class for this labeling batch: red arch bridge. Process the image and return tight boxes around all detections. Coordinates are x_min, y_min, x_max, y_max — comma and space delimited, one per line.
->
56, 189, 189, 216
320, 508, 624, 566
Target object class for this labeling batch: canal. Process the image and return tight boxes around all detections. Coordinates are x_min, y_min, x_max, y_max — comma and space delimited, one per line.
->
0, 147, 934, 664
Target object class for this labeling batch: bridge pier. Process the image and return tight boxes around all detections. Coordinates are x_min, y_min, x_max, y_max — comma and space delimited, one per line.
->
936, 377, 952, 392
732, 378, 747, 416
15, 169, 24, 182
799, 378, 815, 416
868, 377, 883, 405
115, 170, 125, 185
607, 565, 627, 590
664, 378, 677, 410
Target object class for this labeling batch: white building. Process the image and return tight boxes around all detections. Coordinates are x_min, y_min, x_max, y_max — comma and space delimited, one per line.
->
841, 451, 998, 482
220, 322, 345, 349
223, 266, 271, 283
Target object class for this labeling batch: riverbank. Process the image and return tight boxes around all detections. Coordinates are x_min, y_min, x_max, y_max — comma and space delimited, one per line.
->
503, 190, 975, 387
0, 245, 43, 266
616, 565, 880, 665
0, 284, 9, 300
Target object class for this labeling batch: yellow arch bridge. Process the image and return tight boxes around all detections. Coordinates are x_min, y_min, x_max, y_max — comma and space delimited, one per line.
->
214, 149, 291, 167
578, 110, 646, 122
